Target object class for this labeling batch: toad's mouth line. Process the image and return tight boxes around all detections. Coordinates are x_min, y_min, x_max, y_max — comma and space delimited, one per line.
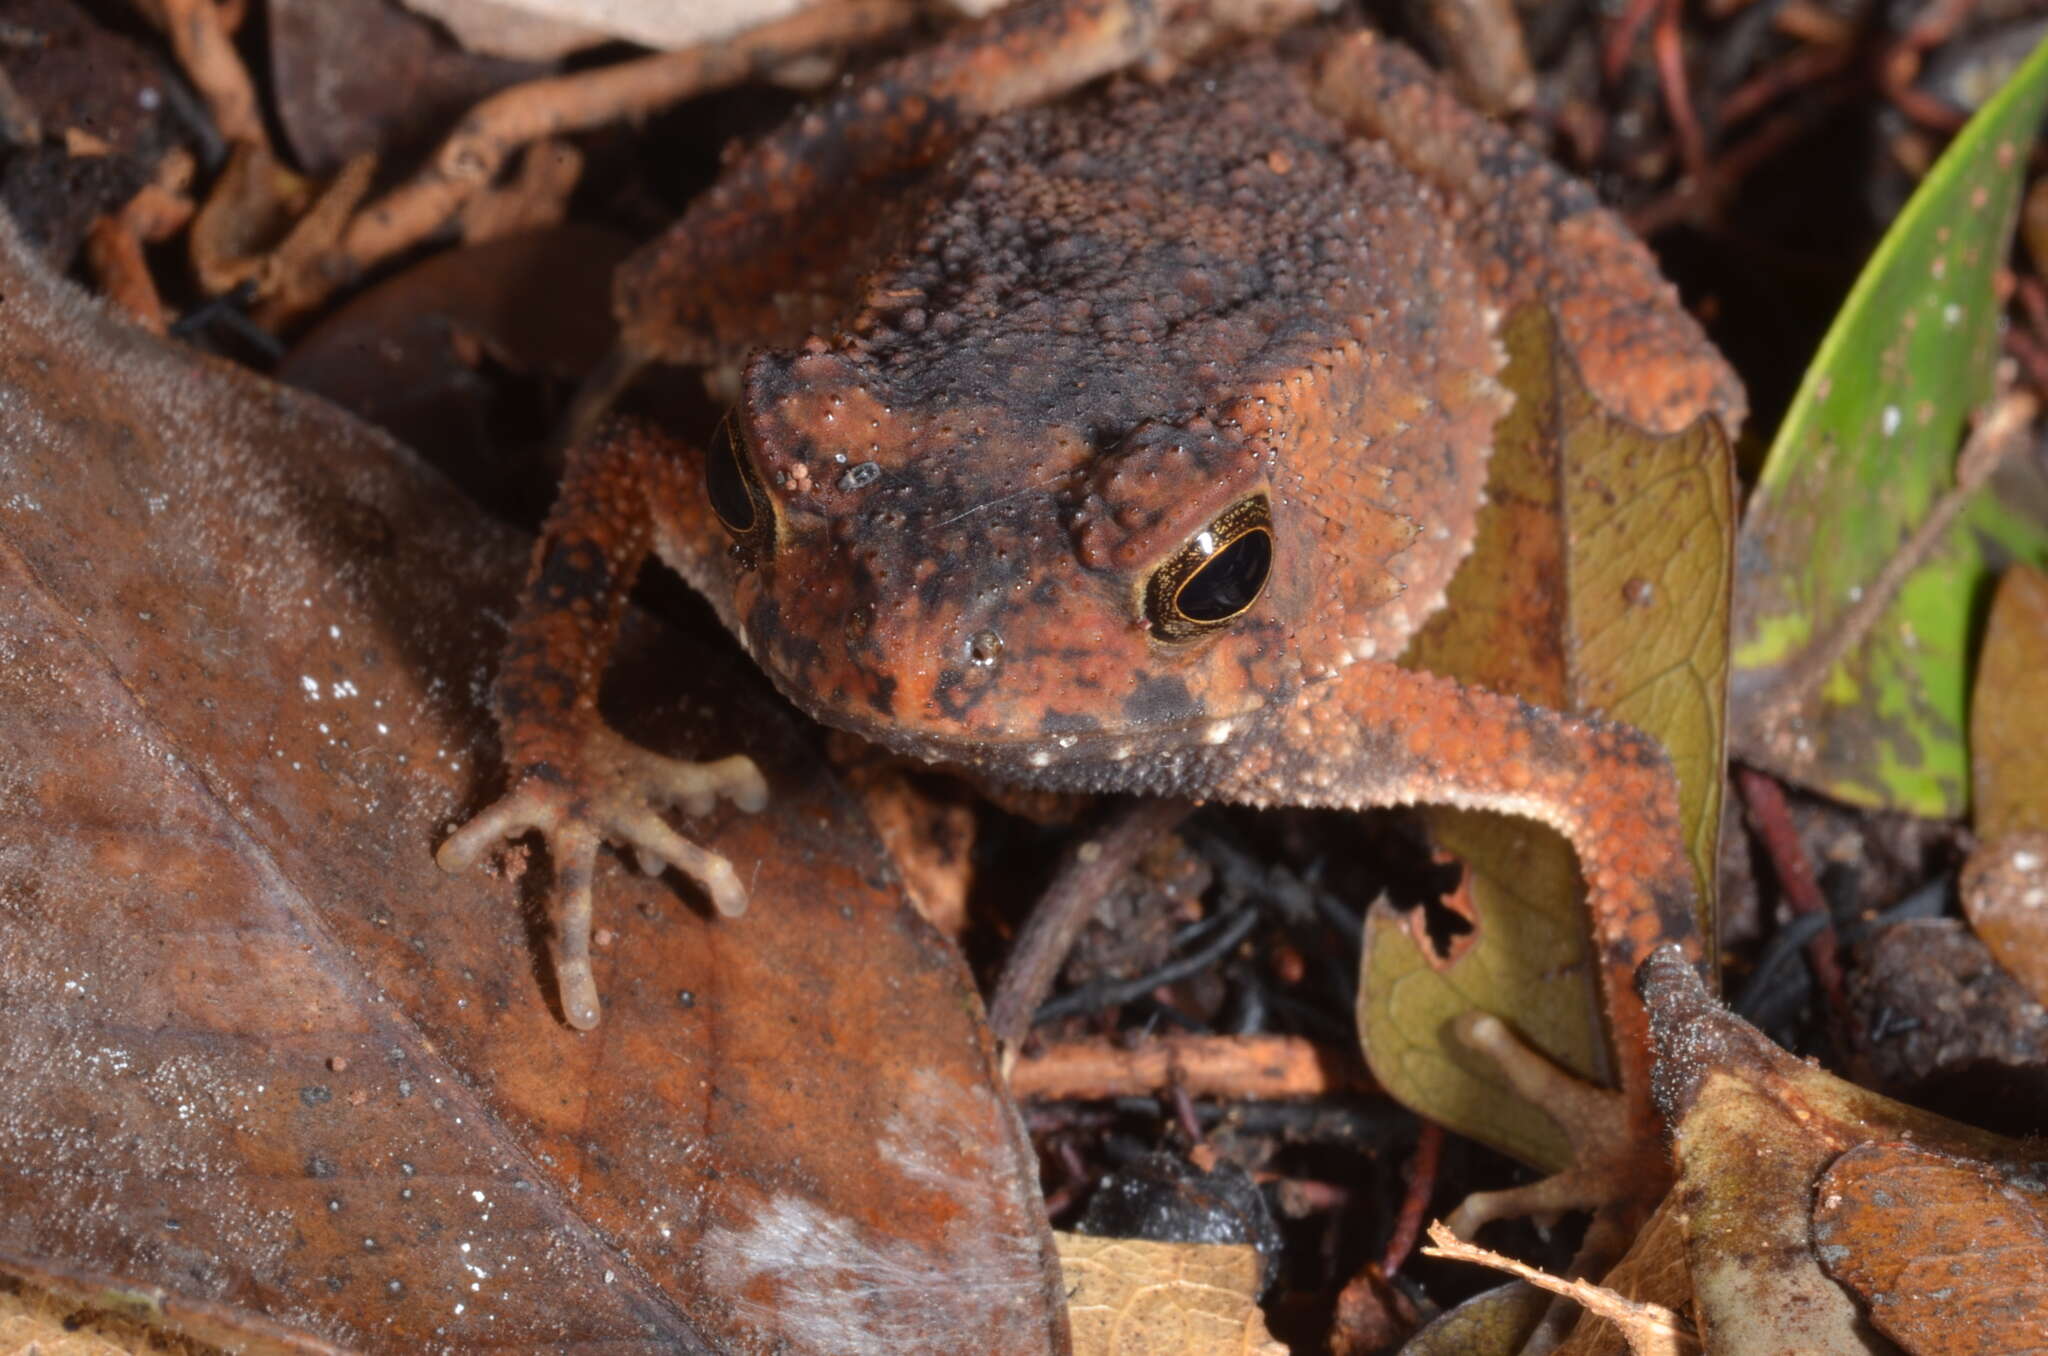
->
769, 677, 1269, 774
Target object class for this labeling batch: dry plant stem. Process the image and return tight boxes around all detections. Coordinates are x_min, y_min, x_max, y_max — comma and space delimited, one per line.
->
1603, 0, 1660, 84
84, 218, 165, 332
1753, 389, 2039, 735
1881, 0, 1977, 132
146, 0, 268, 150
1628, 93, 1849, 235
1422, 1223, 1700, 1356
1381, 1120, 1443, 1276
338, 0, 918, 275
1718, 40, 1852, 129
2005, 327, 2048, 396
1007, 1033, 1364, 1100
83, 148, 197, 334
1735, 765, 1851, 1053
987, 796, 1195, 1053
1651, 0, 1708, 180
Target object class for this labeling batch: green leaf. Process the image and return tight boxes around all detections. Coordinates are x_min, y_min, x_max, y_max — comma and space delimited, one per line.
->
1361, 306, 1733, 1170
1730, 36, 2048, 817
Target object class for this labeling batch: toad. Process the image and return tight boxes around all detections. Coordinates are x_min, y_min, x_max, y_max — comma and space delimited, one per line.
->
438, 0, 1742, 1236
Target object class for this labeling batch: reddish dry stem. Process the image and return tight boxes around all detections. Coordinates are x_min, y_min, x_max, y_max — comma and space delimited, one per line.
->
1737, 765, 1853, 1051
83, 216, 166, 333
1381, 1120, 1443, 1277
1652, 0, 1708, 181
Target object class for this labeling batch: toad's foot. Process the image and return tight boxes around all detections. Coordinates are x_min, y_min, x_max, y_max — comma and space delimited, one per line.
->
438, 724, 768, 1029
1443, 1011, 1668, 1273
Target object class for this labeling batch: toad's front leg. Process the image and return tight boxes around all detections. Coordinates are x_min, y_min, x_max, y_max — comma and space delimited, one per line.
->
1212, 660, 1701, 1244
438, 424, 767, 1029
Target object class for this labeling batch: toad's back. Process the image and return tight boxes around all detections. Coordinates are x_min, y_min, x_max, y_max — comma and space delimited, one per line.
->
837, 50, 1483, 444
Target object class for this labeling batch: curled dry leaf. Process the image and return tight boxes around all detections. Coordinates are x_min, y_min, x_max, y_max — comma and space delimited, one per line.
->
1812, 1141, 2048, 1355
0, 216, 1064, 1351
1638, 949, 2040, 1355
276, 224, 631, 522
1056, 1234, 1286, 1356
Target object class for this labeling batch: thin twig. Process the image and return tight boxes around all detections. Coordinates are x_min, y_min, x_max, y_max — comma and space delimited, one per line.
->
1008, 1034, 1367, 1101
336, 0, 917, 281
987, 796, 1195, 1051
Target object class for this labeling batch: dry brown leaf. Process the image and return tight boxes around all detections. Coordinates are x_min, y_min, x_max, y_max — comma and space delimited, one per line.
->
1638, 949, 2040, 1355
1057, 1234, 1286, 1356
1421, 1224, 1697, 1356
0, 212, 1063, 1351
269, 0, 547, 177
0, 1261, 335, 1355
1969, 564, 2048, 842
1553, 1197, 1695, 1356
1962, 564, 2048, 1005
1812, 1141, 2048, 1354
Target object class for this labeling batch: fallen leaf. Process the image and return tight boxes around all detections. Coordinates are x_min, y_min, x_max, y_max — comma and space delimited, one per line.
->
1056, 1234, 1286, 1356
276, 224, 631, 521
0, 215, 1064, 1351
1969, 564, 2048, 839
1637, 948, 2039, 1355
1362, 304, 1732, 1173
1553, 1197, 1694, 1356
0, 1261, 335, 1355
1959, 564, 2048, 1004
1811, 1141, 2048, 1354
1730, 35, 2048, 818
1421, 1223, 1697, 1356
269, 0, 546, 177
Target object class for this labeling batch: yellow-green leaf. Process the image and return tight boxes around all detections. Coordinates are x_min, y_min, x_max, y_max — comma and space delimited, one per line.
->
1362, 305, 1734, 1170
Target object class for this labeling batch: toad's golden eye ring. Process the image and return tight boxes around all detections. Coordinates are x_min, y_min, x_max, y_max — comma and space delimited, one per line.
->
705, 413, 775, 567
1143, 495, 1274, 642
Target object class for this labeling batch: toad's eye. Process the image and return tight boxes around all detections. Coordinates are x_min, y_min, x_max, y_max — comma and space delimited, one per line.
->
1143, 496, 1273, 642
706, 413, 774, 565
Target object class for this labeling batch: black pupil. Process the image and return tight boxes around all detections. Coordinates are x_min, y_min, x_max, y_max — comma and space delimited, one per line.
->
1177, 530, 1272, 622
706, 420, 756, 532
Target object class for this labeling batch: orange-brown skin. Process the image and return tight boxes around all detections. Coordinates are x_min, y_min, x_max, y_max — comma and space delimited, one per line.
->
440, 1, 1742, 1239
